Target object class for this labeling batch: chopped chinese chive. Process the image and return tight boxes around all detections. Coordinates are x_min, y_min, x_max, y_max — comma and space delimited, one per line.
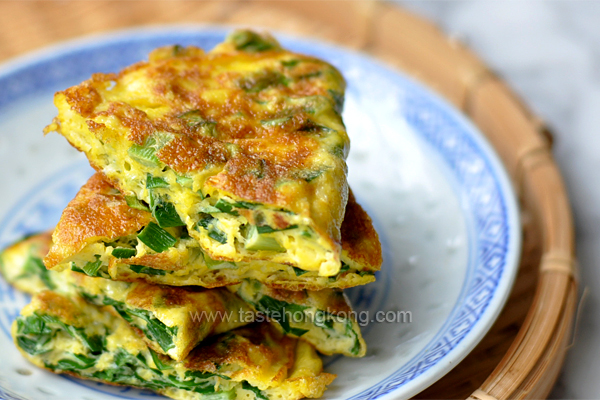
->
126, 308, 176, 351
149, 349, 172, 371
20, 255, 56, 290
231, 200, 256, 209
293, 267, 309, 276
242, 382, 268, 400
301, 230, 312, 239
17, 335, 49, 355
339, 262, 350, 274
70, 263, 84, 274
254, 296, 308, 337
231, 30, 276, 52
199, 205, 221, 213
149, 191, 185, 228
128, 137, 161, 167
129, 264, 167, 276
146, 174, 169, 189
78, 255, 103, 277
297, 169, 326, 182
56, 353, 97, 370
298, 71, 323, 80
196, 216, 228, 244
137, 222, 177, 253
202, 253, 236, 270
239, 71, 289, 93
256, 224, 298, 234
328, 89, 344, 112
301, 120, 334, 133
260, 116, 292, 127
281, 59, 300, 68
125, 195, 150, 212
214, 199, 239, 216
154, 200, 185, 228
175, 174, 193, 187
244, 226, 285, 252
177, 110, 217, 135
111, 248, 137, 258
178, 109, 204, 126
330, 143, 345, 158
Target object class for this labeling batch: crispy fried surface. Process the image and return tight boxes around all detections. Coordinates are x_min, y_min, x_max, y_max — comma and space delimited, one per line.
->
44, 173, 152, 268
48, 31, 350, 275
340, 190, 383, 271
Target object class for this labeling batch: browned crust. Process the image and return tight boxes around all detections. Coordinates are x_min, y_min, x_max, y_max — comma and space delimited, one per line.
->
44, 173, 152, 268
340, 189, 382, 271
33, 291, 82, 326
185, 322, 295, 376
53, 40, 348, 255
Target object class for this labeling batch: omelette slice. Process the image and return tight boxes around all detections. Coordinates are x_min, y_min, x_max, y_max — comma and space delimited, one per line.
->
2, 232, 367, 358
45, 30, 350, 277
233, 279, 366, 357
13, 291, 335, 400
45, 173, 381, 291
0, 232, 252, 361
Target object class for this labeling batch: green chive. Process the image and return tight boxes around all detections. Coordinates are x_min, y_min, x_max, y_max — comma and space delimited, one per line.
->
197, 216, 228, 244
125, 195, 150, 212
256, 224, 298, 234
129, 264, 167, 276
176, 174, 193, 187
214, 199, 239, 216
293, 267, 309, 276
146, 174, 169, 189
128, 137, 161, 167
76, 255, 103, 277
281, 59, 300, 68
230, 31, 276, 52
149, 191, 185, 228
242, 382, 268, 400
137, 222, 177, 253
150, 349, 172, 371
111, 248, 137, 259
245, 226, 285, 252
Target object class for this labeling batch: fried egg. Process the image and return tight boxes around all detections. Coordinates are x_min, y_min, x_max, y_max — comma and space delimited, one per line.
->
45, 30, 350, 277
45, 173, 381, 291
13, 291, 335, 400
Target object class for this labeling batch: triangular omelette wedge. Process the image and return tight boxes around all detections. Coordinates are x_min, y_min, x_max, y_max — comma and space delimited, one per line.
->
232, 279, 366, 357
0, 232, 252, 362
44, 173, 382, 291
13, 291, 335, 400
2, 232, 367, 359
45, 30, 351, 277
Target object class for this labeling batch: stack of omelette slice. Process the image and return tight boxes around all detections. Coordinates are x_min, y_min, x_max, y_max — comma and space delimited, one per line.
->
1, 30, 382, 400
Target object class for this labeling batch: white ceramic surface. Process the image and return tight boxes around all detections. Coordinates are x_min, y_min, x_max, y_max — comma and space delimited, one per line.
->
0, 27, 520, 400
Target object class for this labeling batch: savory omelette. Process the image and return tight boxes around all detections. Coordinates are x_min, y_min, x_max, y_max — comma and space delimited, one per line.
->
14, 291, 335, 400
3, 30, 385, 399
0, 232, 253, 361
45, 30, 351, 277
44, 173, 382, 291
1, 231, 367, 359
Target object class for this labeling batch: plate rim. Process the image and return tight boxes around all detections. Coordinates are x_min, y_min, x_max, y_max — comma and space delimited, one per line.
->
0, 25, 521, 400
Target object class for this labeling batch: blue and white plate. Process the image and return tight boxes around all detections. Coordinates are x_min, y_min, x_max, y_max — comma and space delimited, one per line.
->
0, 27, 520, 400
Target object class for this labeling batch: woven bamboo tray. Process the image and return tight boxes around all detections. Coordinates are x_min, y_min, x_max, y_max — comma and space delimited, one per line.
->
0, 1, 578, 399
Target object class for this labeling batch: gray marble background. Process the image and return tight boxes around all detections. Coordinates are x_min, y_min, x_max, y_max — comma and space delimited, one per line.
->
392, 1, 599, 398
